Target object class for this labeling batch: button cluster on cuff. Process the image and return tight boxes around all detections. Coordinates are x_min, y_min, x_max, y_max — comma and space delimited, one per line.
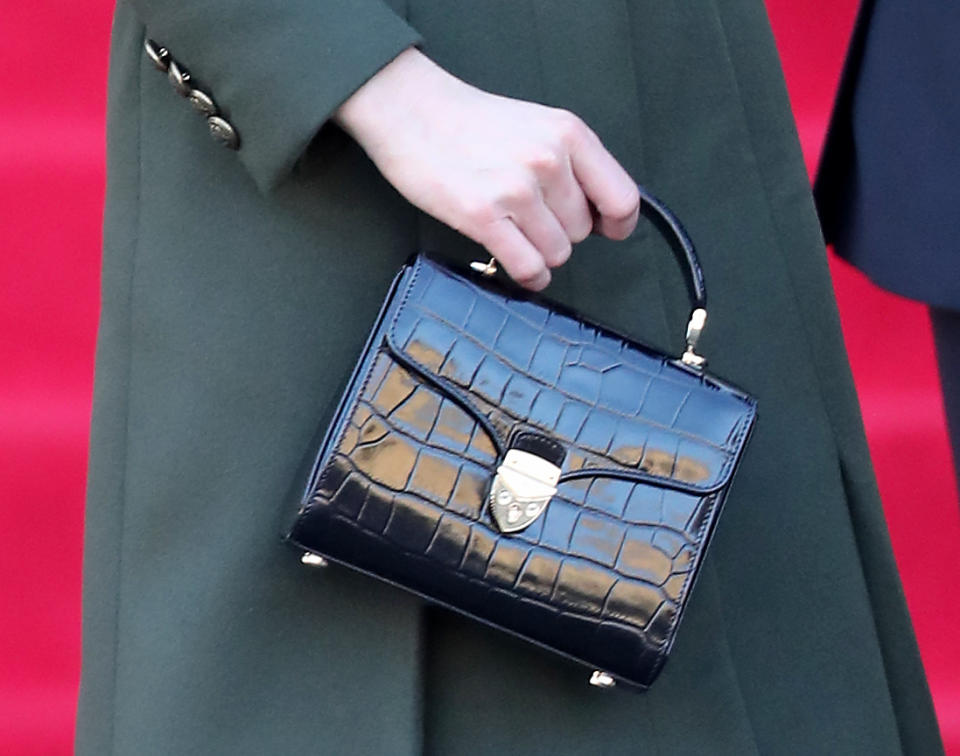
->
144, 38, 239, 150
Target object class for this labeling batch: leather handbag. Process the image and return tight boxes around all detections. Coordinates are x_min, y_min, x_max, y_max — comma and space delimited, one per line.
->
284, 185, 757, 690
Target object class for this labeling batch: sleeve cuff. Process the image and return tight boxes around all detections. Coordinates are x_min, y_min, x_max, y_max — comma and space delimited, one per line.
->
132, 0, 423, 193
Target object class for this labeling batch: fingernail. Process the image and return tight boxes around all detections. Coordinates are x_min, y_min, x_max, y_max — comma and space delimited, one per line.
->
533, 269, 551, 290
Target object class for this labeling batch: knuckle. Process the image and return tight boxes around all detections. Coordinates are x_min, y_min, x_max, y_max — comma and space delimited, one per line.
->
527, 148, 564, 176
457, 194, 498, 230
499, 176, 539, 207
552, 109, 587, 146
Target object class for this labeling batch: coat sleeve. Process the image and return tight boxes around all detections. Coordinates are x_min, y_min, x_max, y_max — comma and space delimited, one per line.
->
130, 0, 423, 193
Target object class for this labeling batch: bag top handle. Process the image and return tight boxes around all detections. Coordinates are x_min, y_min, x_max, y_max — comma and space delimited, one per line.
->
471, 183, 709, 368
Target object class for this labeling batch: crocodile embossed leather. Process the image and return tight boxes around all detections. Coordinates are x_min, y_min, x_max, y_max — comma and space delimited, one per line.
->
285, 187, 757, 690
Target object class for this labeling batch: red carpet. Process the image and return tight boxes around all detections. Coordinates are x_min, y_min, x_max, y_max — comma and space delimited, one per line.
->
0, 2, 956, 753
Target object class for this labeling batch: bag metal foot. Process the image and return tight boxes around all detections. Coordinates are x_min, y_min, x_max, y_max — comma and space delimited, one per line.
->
589, 670, 616, 688
301, 552, 329, 568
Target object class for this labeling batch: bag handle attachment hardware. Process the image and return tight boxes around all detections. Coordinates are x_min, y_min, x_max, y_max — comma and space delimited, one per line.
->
681, 308, 707, 368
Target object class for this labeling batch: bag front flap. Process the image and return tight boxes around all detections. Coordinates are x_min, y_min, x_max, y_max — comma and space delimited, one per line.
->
384, 256, 755, 496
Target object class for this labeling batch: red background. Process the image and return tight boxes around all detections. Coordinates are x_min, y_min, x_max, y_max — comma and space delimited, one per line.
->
1, 1, 957, 753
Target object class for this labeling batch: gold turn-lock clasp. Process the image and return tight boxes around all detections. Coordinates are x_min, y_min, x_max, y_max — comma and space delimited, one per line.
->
489, 448, 561, 533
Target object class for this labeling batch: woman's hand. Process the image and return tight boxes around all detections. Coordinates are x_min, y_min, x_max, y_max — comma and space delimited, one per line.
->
334, 47, 640, 291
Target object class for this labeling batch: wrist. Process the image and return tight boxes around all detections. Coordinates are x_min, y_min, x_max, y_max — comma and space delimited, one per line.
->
333, 47, 459, 149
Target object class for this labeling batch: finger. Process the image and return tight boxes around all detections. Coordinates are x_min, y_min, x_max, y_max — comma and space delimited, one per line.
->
478, 217, 552, 291
568, 129, 640, 240
509, 187, 573, 268
540, 156, 594, 245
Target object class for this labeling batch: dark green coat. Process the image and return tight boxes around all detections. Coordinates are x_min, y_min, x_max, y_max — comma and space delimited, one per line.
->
77, 1, 943, 753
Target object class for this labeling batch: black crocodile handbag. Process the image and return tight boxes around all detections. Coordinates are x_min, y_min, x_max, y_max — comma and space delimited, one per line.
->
284, 185, 757, 690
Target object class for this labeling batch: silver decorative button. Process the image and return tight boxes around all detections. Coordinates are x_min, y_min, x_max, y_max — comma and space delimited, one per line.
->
207, 115, 239, 149
188, 89, 218, 116
167, 59, 192, 97
144, 39, 170, 71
